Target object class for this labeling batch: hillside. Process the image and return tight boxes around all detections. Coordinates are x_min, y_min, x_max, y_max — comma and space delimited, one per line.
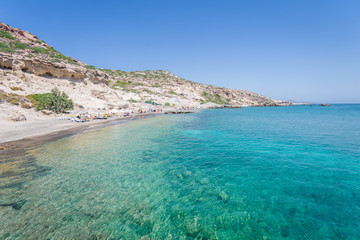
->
0, 22, 291, 121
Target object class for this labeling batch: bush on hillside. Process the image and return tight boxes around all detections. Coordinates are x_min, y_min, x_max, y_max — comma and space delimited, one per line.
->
0, 42, 13, 53
0, 29, 15, 39
85, 65, 96, 69
32, 47, 50, 54
28, 88, 74, 113
10, 41, 29, 50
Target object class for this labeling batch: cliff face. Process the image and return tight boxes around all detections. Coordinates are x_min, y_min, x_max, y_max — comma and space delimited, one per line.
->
0, 22, 290, 119
0, 23, 109, 83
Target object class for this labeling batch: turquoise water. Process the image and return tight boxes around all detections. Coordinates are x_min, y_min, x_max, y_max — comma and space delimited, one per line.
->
1, 105, 360, 239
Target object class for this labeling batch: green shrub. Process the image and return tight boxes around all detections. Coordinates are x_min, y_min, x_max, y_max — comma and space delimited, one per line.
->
50, 52, 78, 65
50, 53, 68, 60
10, 41, 29, 50
28, 88, 73, 113
35, 40, 42, 44
0, 42, 13, 53
165, 102, 170, 106
169, 90, 177, 95
50, 58, 61, 63
100, 68, 113, 74
32, 47, 50, 54
0, 30, 15, 40
213, 93, 223, 104
100, 68, 117, 77
201, 91, 225, 104
116, 70, 125, 76
85, 65, 96, 69
114, 80, 128, 87
26, 93, 52, 105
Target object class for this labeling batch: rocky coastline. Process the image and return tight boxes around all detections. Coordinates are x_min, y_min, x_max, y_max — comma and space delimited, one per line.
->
0, 22, 296, 145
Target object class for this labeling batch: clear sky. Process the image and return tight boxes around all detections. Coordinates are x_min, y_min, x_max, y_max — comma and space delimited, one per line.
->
2, 0, 359, 103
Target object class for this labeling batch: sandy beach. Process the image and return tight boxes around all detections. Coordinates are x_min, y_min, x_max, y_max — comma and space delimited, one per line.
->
0, 113, 162, 147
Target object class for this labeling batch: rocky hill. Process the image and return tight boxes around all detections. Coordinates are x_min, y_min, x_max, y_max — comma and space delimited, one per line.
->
0, 22, 291, 120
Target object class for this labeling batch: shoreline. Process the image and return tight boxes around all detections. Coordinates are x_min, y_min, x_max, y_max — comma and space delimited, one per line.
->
0, 113, 163, 150
0, 104, 303, 151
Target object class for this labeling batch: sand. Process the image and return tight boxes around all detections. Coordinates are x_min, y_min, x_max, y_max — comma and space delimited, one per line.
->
0, 113, 162, 147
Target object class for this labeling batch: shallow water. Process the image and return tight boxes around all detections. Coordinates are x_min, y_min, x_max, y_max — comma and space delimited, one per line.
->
1, 105, 360, 239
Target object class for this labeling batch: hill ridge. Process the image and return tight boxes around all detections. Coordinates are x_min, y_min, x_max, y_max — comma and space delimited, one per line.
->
0, 22, 292, 121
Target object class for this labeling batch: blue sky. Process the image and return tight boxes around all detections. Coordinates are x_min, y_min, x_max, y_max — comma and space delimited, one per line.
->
2, 0, 359, 103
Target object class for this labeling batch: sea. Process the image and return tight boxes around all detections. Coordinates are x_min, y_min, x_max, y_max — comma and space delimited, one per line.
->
1, 104, 359, 239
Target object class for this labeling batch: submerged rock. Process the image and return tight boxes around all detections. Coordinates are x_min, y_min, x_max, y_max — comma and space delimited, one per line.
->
199, 177, 210, 185
177, 173, 184, 180
184, 216, 202, 238
217, 191, 230, 203
183, 170, 192, 178
0, 144, 15, 150
0, 200, 26, 210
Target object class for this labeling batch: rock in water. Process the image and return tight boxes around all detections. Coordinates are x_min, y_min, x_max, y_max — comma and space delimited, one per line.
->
218, 191, 230, 203
0, 144, 15, 150
199, 178, 210, 185
0, 200, 26, 210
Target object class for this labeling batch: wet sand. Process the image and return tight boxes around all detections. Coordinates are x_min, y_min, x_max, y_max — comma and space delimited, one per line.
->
0, 113, 162, 150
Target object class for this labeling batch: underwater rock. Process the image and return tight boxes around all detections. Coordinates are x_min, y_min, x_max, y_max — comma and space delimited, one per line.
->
142, 150, 155, 162
142, 155, 152, 162
177, 173, 184, 180
217, 191, 230, 203
0, 144, 15, 150
183, 170, 192, 178
184, 216, 202, 238
0, 200, 26, 210
199, 177, 210, 185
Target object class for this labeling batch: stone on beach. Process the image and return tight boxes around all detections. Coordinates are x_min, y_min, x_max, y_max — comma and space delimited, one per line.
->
12, 114, 26, 121
41, 110, 52, 115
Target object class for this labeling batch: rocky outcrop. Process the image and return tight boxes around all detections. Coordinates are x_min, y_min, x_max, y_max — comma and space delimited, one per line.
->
0, 52, 109, 83
0, 23, 38, 41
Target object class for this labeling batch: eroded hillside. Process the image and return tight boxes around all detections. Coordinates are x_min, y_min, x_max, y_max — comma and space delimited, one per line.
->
0, 22, 290, 120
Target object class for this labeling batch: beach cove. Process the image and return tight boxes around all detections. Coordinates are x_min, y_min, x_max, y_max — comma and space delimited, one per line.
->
0, 112, 165, 147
